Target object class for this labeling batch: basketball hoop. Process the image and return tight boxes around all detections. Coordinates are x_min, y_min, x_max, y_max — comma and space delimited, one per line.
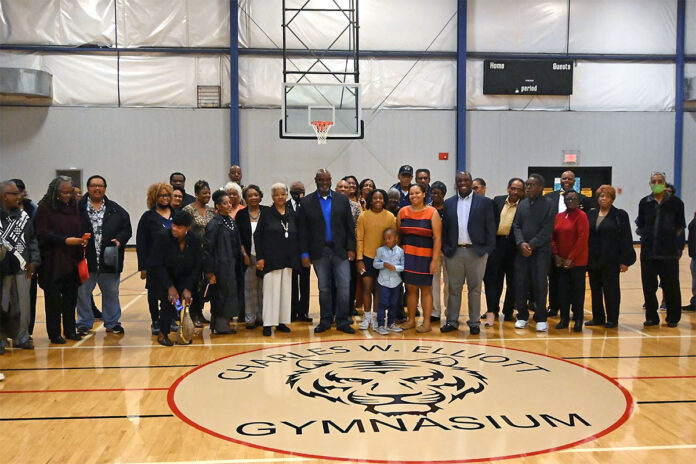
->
310, 120, 333, 144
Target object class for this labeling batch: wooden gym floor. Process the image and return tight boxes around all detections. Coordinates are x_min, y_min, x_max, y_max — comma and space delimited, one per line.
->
0, 248, 694, 464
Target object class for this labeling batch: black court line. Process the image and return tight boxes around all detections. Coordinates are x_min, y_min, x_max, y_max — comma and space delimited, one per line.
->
0, 414, 173, 422
2, 364, 198, 371
563, 355, 696, 360
637, 400, 696, 405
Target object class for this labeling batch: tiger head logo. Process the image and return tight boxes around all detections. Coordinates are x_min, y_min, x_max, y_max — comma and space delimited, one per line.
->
286, 356, 487, 417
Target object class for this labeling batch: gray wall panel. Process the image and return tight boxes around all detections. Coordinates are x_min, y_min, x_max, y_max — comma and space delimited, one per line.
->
468, 111, 679, 236
2, 107, 694, 245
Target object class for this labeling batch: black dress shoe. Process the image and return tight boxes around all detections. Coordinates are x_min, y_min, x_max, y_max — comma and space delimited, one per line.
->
50, 336, 66, 344
337, 325, 356, 334
77, 326, 90, 336
440, 323, 457, 333
573, 320, 583, 332
314, 323, 331, 333
430, 316, 441, 323
547, 308, 559, 317
681, 304, 696, 312
555, 319, 569, 330
276, 324, 291, 333
643, 319, 659, 327
584, 319, 604, 326
604, 321, 618, 328
246, 322, 257, 330
158, 334, 173, 346
667, 322, 678, 328
297, 315, 313, 323
65, 333, 82, 341
262, 326, 272, 336
470, 325, 480, 335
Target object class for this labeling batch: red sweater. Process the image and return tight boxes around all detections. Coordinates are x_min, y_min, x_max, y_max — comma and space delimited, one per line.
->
552, 208, 589, 267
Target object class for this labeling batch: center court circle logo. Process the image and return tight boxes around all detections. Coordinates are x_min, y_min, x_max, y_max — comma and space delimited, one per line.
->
169, 340, 632, 463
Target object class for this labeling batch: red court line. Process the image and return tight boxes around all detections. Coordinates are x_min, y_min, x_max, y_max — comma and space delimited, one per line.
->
0, 387, 169, 394
613, 375, 696, 380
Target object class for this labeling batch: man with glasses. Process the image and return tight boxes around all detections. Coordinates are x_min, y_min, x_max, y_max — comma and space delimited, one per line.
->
76, 175, 132, 335
0, 180, 41, 350
472, 178, 487, 197
636, 171, 686, 327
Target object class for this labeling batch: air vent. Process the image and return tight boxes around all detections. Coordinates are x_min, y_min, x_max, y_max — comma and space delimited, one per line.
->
197, 85, 221, 108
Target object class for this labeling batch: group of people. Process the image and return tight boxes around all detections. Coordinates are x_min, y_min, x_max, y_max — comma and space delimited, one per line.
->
0, 164, 694, 364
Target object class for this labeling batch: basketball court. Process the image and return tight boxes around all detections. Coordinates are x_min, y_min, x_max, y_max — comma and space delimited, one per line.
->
0, 250, 694, 463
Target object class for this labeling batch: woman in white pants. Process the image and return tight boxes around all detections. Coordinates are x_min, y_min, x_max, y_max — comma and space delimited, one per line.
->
254, 183, 299, 336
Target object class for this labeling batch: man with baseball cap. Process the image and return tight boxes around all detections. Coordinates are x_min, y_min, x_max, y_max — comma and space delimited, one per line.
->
391, 165, 414, 208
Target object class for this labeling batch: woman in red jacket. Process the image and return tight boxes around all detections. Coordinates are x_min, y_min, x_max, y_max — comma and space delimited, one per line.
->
551, 190, 589, 332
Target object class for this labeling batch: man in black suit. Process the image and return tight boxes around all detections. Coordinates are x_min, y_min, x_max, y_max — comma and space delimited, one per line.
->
483, 177, 524, 323
297, 170, 356, 334
440, 171, 496, 335
287, 181, 312, 322
544, 170, 592, 317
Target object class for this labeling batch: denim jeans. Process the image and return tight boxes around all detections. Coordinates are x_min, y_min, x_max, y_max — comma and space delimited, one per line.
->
312, 246, 351, 327
77, 272, 122, 329
377, 283, 401, 327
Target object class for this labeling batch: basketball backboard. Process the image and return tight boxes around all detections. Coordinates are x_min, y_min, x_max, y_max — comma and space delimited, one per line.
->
280, 82, 363, 139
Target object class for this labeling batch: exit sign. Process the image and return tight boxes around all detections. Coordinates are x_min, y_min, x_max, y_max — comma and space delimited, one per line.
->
562, 150, 579, 165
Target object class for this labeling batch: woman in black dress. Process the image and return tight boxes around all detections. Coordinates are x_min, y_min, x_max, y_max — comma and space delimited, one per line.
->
203, 190, 245, 334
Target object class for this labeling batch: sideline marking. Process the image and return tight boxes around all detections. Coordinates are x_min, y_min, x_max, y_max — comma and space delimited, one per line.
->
562, 444, 696, 453
74, 293, 145, 347
0, 387, 169, 394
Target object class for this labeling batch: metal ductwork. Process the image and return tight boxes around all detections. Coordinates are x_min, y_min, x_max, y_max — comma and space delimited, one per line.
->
0, 68, 53, 106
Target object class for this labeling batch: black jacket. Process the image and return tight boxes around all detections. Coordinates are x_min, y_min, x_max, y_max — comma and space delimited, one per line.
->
297, 190, 356, 260
636, 192, 686, 260
203, 215, 244, 318
512, 195, 555, 251
254, 205, 300, 274
0, 208, 40, 274
441, 193, 496, 258
136, 208, 172, 272
687, 216, 695, 259
78, 195, 132, 273
235, 205, 269, 258
587, 206, 636, 270
181, 190, 196, 207
151, 229, 202, 296
545, 189, 593, 214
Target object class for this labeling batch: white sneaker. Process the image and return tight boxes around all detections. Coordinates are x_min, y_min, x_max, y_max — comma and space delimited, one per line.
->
514, 319, 528, 329
536, 321, 548, 332
376, 326, 389, 335
0, 372, 4, 381
388, 323, 403, 333
370, 312, 379, 330
359, 313, 372, 330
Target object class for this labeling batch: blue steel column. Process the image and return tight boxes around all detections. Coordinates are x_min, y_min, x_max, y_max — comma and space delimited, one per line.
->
230, 0, 240, 167
456, 0, 467, 172
674, 0, 685, 193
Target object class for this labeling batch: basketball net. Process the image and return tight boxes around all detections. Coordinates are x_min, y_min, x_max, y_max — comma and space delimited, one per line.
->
310, 120, 333, 144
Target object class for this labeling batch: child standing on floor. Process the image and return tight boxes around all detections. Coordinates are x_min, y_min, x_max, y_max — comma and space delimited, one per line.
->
373, 228, 405, 335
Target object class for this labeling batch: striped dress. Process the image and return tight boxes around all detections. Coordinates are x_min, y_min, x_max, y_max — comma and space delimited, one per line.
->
398, 206, 437, 286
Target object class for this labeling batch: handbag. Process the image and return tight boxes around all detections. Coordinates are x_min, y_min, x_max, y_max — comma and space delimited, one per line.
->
77, 244, 89, 283
176, 303, 195, 345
